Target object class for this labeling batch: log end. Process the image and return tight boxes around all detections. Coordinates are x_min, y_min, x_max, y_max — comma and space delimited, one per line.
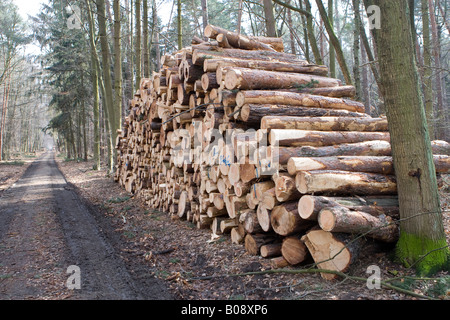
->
298, 195, 316, 220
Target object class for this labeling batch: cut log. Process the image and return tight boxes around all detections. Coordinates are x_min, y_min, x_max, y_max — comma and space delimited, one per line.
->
431, 140, 450, 155
230, 224, 246, 244
269, 130, 390, 147
291, 85, 356, 98
260, 243, 283, 258
242, 209, 264, 234
244, 233, 279, 256
298, 195, 399, 221
201, 72, 219, 91
274, 174, 302, 202
224, 68, 341, 90
281, 236, 309, 265
268, 140, 393, 165
287, 156, 395, 175
236, 91, 365, 113
301, 228, 364, 280
192, 48, 306, 66
239, 105, 369, 124
204, 24, 278, 52
270, 256, 290, 269
270, 202, 314, 236
256, 204, 272, 232
318, 206, 399, 243
260, 116, 388, 131
288, 155, 450, 175
295, 170, 397, 195
204, 57, 328, 75
220, 217, 239, 233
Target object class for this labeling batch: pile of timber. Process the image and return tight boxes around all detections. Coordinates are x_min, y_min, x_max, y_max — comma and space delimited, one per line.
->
114, 25, 450, 280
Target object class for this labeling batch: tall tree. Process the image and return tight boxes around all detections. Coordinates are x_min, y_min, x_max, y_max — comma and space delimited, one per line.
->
263, 0, 278, 37
327, 0, 335, 78
114, 0, 123, 132
177, 0, 182, 50
314, 0, 352, 84
428, 0, 445, 140
152, 0, 161, 72
96, 0, 117, 170
421, 0, 434, 139
86, 0, 101, 170
135, 0, 142, 89
352, 0, 362, 100
143, 0, 150, 78
371, 0, 448, 275
201, 0, 209, 36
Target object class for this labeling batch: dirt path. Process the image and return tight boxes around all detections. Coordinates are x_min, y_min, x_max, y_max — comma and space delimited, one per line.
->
0, 152, 172, 300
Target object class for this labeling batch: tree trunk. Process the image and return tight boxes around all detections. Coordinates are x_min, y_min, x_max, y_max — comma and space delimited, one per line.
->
281, 235, 309, 265
327, 0, 336, 78
201, 0, 209, 39
236, 90, 365, 112
225, 68, 341, 90
421, 0, 434, 139
298, 194, 399, 220
318, 206, 399, 242
204, 25, 278, 52
304, 0, 323, 64
135, 0, 142, 90
113, 0, 123, 140
352, 0, 362, 100
263, 0, 278, 37
371, 0, 448, 275
177, 0, 182, 50
96, 0, 117, 170
301, 228, 364, 280
270, 202, 314, 236
261, 116, 387, 131
204, 58, 327, 75
240, 105, 367, 125
314, 0, 353, 85
428, 0, 445, 141
269, 129, 390, 147
295, 170, 397, 195
143, 0, 150, 78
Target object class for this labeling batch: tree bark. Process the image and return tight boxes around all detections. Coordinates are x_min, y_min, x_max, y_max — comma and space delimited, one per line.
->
236, 90, 365, 112
318, 206, 399, 242
135, 0, 142, 90
263, 0, 278, 37
225, 67, 341, 90
269, 129, 390, 147
270, 202, 314, 236
281, 235, 309, 265
372, 0, 448, 275
301, 228, 364, 280
240, 105, 368, 125
295, 170, 397, 195
261, 116, 388, 131
314, 0, 353, 85
298, 194, 399, 220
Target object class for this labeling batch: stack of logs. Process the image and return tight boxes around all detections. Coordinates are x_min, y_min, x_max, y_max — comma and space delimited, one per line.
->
115, 25, 450, 280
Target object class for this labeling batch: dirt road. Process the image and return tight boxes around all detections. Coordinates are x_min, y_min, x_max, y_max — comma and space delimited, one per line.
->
0, 152, 172, 300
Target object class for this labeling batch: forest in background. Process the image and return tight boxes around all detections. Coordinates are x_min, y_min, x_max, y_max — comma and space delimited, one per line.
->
0, 0, 448, 167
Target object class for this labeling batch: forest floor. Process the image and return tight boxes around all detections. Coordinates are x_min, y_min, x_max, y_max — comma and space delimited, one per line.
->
0, 152, 449, 301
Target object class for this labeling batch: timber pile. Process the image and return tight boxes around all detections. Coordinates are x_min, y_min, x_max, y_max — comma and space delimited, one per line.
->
115, 25, 450, 280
